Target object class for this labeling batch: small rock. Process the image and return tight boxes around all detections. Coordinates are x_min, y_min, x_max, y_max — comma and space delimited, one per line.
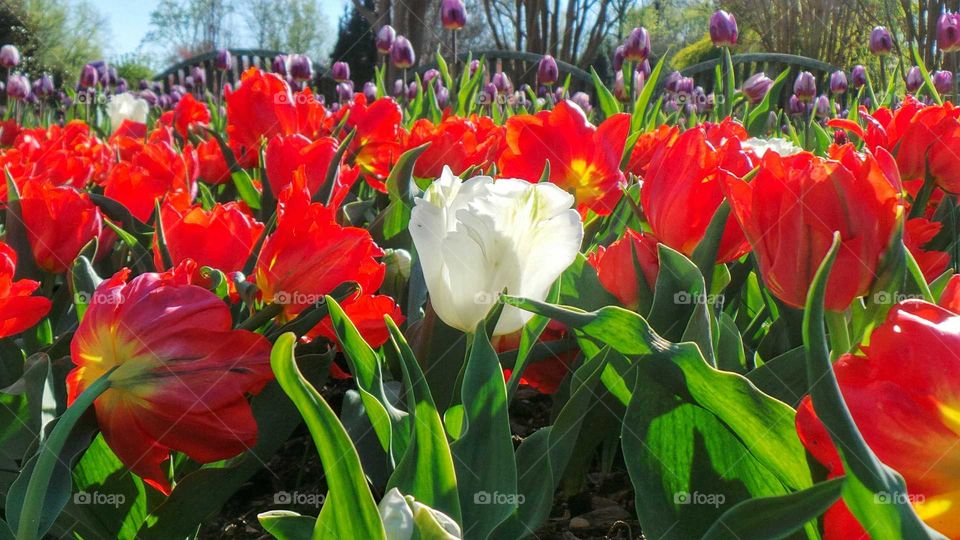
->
579, 504, 631, 526
591, 495, 619, 508
569, 516, 590, 529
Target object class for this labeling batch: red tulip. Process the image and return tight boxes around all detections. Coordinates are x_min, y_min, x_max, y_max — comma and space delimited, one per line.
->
722, 145, 901, 310
904, 218, 950, 282
494, 321, 576, 394
498, 100, 630, 216
335, 94, 403, 191
253, 191, 399, 346
171, 93, 211, 139
0, 118, 20, 146
642, 125, 753, 263
19, 180, 104, 273
405, 114, 503, 178
105, 140, 197, 222
264, 134, 338, 196
939, 274, 960, 313
796, 299, 960, 537
587, 228, 659, 311
153, 202, 264, 274
226, 68, 298, 168
67, 262, 273, 494
0, 241, 51, 338
625, 124, 678, 178
196, 137, 231, 185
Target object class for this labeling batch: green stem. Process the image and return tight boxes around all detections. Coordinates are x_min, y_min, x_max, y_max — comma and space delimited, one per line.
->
16, 370, 113, 540
824, 310, 850, 360
239, 302, 284, 331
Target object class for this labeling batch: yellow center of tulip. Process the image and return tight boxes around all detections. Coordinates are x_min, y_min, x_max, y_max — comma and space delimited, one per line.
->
75, 326, 159, 398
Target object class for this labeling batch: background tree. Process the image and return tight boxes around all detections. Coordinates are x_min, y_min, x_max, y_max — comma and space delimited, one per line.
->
0, 0, 107, 83
142, 0, 234, 64
331, 0, 379, 84
242, 0, 327, 62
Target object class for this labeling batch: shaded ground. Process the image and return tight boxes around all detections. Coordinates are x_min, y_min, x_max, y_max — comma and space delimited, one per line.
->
203, 382, 641, 539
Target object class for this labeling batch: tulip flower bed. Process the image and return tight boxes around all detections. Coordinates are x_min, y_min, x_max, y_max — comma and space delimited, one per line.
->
5, 14, 960, 540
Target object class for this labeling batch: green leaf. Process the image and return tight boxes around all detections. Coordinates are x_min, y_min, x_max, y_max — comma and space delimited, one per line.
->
590, 67, 620, 118
258, 510, 316, 540
747, 69, 791, 136
505, 281, 560, 401
745, 347, 807, 408
4, 174, 38, 281
384, 318, 462, 524
314, 129, 356, 205
327, 297, 410, 463
558, 253, 619, 312
269, 334, 386, 540
648, 244, 714, 363
716, 312, 746, 374
450, 322, 517, 539
910, 42, 942, 105
702, 476, 845, 540
230, 170, 262, 210
802, 233, 945, 539
632, 53, 667, 132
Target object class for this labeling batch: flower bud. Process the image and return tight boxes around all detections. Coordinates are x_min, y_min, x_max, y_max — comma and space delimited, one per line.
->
215, 48, 232, 71
788, 94, 806, 116
191, 66, 206, 87
623, 27, 651, 62
869, 26, 893, 55
742, 72, 773, 104
538, 54, 559, 85
814, 94, 831, 118
393, 79, 404, 97
423, 68, 440, 86
363, 81, 377, 101
436, 84, 450, 109
793, 71, 816, 101
331, 60, 350, 82
440, 0, 467, 30
34, 74, 54, 98
675, 76, 694, 96
0, 45, 20, 68
571, 91, 591, 114
469, 59, 480, 75
391, 36, 415, 69
337, 81, 354, 102
906, 65, 923, 93
709, 10, 738, 46
938, 12, 960, 52
829, 70, 847, 95
851, 65, 868, 88
6, 74, 29, 100
289, 54, 313, 82
376, 25, 396, 54
613, 45, 625, 72
79, 64, 99, 88
480, 82, 497, 105
934, 70, 954, 94
406, 81, 418, 100
492, 71, 511, 93
272, 55, 288, 76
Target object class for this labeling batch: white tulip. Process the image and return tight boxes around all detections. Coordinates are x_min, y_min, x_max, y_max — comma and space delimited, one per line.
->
378, 488, 461, 540
742, 137, 802, 157
106, 93, 149, 132
409, 167, 583, 335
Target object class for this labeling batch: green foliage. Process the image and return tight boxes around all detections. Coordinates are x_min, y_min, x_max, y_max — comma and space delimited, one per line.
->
672, 34, 721, 70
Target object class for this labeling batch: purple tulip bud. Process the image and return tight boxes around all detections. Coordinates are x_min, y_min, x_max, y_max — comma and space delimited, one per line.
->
793, 71, 816, 101
613, 45, 625, 72
436, 85, 450, 108
939, 13, 960, 53
377, 25, 397, 54
191, 66, 206, 87
0, 45, 20, 68
637, 59, 651, 79
423, 68, 440, 85
59, 91, 72, 107
363, 81, 377, 101
139, 89, 159, 106
440, 0, 467, 30
391, 36, 415, 69
289, 54, 313, 82
623, 27, 651, 62
814, 94, 831, 118
215, 49, 233, 71
470, 59, 480, 75
709, 10, 738, 47
337, 81, 354, 102
79, 64, 99, 88
538, 54, 559, 85
572, 91, 591, 113
331, 61, 350, 82
869, 26, 893, 55
675, 76, 695, 96
481, 82, 497, 105
272, 55, 288, 76
741, 72, 773, 104
34, 74, 54, 97
170, 89, 183, 103
138, 79, 149, 90
159, 94, 172, 109
107, 66, 119, 86
406, 81, 419, 100
934, 70, 954, 94
906, 66, 924, 93
664, 71, 682, 93
6, 74, 29, 100
184, 76, 195, 91
829, 70, 847, 95
492, 71, 512, 93
393, 79, 404, 97
788, 94, 806, 115
115, 78, 128, 93
851, 65, 868, 88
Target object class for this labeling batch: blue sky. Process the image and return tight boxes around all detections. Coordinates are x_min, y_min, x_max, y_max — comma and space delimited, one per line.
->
100, 0, 348, 58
